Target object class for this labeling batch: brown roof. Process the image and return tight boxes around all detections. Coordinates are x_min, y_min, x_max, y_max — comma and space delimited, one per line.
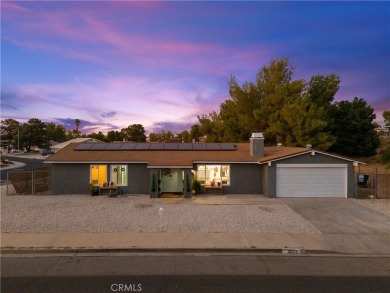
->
45, 143, 312, 167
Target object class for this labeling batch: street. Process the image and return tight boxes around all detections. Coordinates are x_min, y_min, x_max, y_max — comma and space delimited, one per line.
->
0, 156, 46, 182
2, 252, 390, 293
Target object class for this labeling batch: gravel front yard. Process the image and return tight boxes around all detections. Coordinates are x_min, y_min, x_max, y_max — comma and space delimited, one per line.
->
1, 190, 320, 234
355, 199, 390, 218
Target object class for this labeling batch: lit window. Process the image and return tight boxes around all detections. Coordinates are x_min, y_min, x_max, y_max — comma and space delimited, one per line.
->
110, 165, 128, 186
196, 165, 230, 186
90, 165, 107, 186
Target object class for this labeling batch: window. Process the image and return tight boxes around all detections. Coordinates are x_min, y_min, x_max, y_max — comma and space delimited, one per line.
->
110, 165, 128, 186
196, 165, 230, 185
90, 165, 107, 186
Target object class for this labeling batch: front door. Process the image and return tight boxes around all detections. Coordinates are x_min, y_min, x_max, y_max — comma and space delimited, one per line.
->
161, 168, 183, 193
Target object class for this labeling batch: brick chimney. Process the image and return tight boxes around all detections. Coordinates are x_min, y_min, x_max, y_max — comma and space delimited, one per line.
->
250, 133, 264, 158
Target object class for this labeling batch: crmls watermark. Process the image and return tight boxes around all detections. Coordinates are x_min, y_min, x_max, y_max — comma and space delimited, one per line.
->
111, 283, 142, 292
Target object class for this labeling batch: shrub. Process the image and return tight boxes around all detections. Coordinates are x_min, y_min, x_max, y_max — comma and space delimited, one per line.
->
192, 178, 202, 194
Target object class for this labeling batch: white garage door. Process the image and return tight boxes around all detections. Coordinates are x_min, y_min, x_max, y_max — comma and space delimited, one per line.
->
276, 164, 347, 198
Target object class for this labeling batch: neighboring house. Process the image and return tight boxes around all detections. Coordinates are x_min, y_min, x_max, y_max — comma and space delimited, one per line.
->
375, 126, 389, 136
45, 133, 361, 198
50, 138, 102, 153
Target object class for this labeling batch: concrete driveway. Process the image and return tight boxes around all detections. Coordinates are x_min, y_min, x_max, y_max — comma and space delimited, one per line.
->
284, 198, 390, 234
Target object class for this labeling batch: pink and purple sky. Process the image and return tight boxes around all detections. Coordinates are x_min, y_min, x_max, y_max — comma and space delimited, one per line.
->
1, 1, 389, 134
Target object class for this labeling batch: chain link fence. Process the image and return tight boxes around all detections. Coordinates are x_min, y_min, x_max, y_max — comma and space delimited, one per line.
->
6, 167, 52, 195
355, 166, 390, 199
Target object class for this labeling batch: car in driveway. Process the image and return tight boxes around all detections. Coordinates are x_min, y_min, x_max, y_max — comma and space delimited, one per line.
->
40, 149, 54, 156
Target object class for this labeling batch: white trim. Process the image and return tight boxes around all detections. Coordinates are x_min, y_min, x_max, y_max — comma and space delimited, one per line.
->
110, 164, 128, 187
276, 164, 348, 168
196, 164, 231, 186
257, 151, 312, 164
259, 150, 364, 165
147, 166, 193, 169
313, 151, 363, 163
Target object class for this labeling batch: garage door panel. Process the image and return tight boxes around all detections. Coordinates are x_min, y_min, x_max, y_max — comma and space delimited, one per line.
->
276, 165, 347, 198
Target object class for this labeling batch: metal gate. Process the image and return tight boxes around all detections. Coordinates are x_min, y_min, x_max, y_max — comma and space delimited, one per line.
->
355, 166, 390, 199
6, 167, 52, 195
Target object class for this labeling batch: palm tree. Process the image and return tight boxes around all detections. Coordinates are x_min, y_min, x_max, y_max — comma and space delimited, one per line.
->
74, 119, 81, 137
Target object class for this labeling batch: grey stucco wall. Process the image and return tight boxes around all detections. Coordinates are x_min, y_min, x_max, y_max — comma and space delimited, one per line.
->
52, 163, 149, 195
124, 164, 149, 194
264, 152, 355, 198
52, 164, 90, 195
194, 163, 262, 194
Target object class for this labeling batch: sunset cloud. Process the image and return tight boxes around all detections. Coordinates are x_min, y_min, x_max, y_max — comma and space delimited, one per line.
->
2, 1, 389, 131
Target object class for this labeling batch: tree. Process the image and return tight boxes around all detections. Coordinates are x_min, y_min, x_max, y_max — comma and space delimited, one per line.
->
0, 118, 20, 151
189, 124, 203, 142
87, 131, 106, 142
329, 97, 379, 156
148, 132, 162, 142
267, 95, 336, 150
307, 74, 340, 109
46, 122, 67, 145
148, 130, 174, 142
106, 130, 124, 142
219, 98, 249, 142
198, 112, 224, 142
121, 124, 146, 142
180, 130, 190, 143
73, 119, 81, 138
19, 118, 47, 151
383, 110, 390, 127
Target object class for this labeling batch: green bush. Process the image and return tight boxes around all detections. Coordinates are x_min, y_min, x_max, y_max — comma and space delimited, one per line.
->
381, 146, 390, 163
192, 178, 202, 194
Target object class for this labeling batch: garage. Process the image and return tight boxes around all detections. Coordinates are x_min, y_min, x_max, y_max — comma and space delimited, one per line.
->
276, 164, 347, 198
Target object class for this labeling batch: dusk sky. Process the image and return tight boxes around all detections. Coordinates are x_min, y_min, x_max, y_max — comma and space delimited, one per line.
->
1, 1, 389, 134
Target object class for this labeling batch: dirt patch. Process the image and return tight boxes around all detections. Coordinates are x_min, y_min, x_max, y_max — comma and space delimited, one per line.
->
134, 203, 153, 209
258, 206, 274, 213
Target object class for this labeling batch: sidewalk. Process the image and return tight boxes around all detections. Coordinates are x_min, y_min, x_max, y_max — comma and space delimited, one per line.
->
2, 231, 390, 255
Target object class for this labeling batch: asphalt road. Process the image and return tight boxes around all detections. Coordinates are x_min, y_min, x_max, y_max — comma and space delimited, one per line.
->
2, 253, 390, 293
0, 156, 47, 182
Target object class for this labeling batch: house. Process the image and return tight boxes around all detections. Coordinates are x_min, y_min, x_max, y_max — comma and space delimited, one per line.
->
374, 126, 389, 136
50, 138, 102, 153
45, 133, 360, 198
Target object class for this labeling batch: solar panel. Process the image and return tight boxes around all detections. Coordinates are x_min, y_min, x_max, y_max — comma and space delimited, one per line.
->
75, 144, 93, 150
134, 143, 151, 150
192, 143, 207, 150
164, 143, 179, 150
220, 144, 236, 150
206, 143, 221, 150
149, 143, 164, 150
105, 143, 122, 150
178, 143, 193, 150
120, 143, 136, 150
75, 142, 236, 151
90, 143, 108, 150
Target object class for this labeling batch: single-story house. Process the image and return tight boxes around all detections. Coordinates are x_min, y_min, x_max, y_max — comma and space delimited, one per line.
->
45, 133, 361, 198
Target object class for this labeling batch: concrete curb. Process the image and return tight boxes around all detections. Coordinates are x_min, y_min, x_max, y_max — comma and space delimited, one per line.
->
0, 161, 26, 171
0, 247, 339, 255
